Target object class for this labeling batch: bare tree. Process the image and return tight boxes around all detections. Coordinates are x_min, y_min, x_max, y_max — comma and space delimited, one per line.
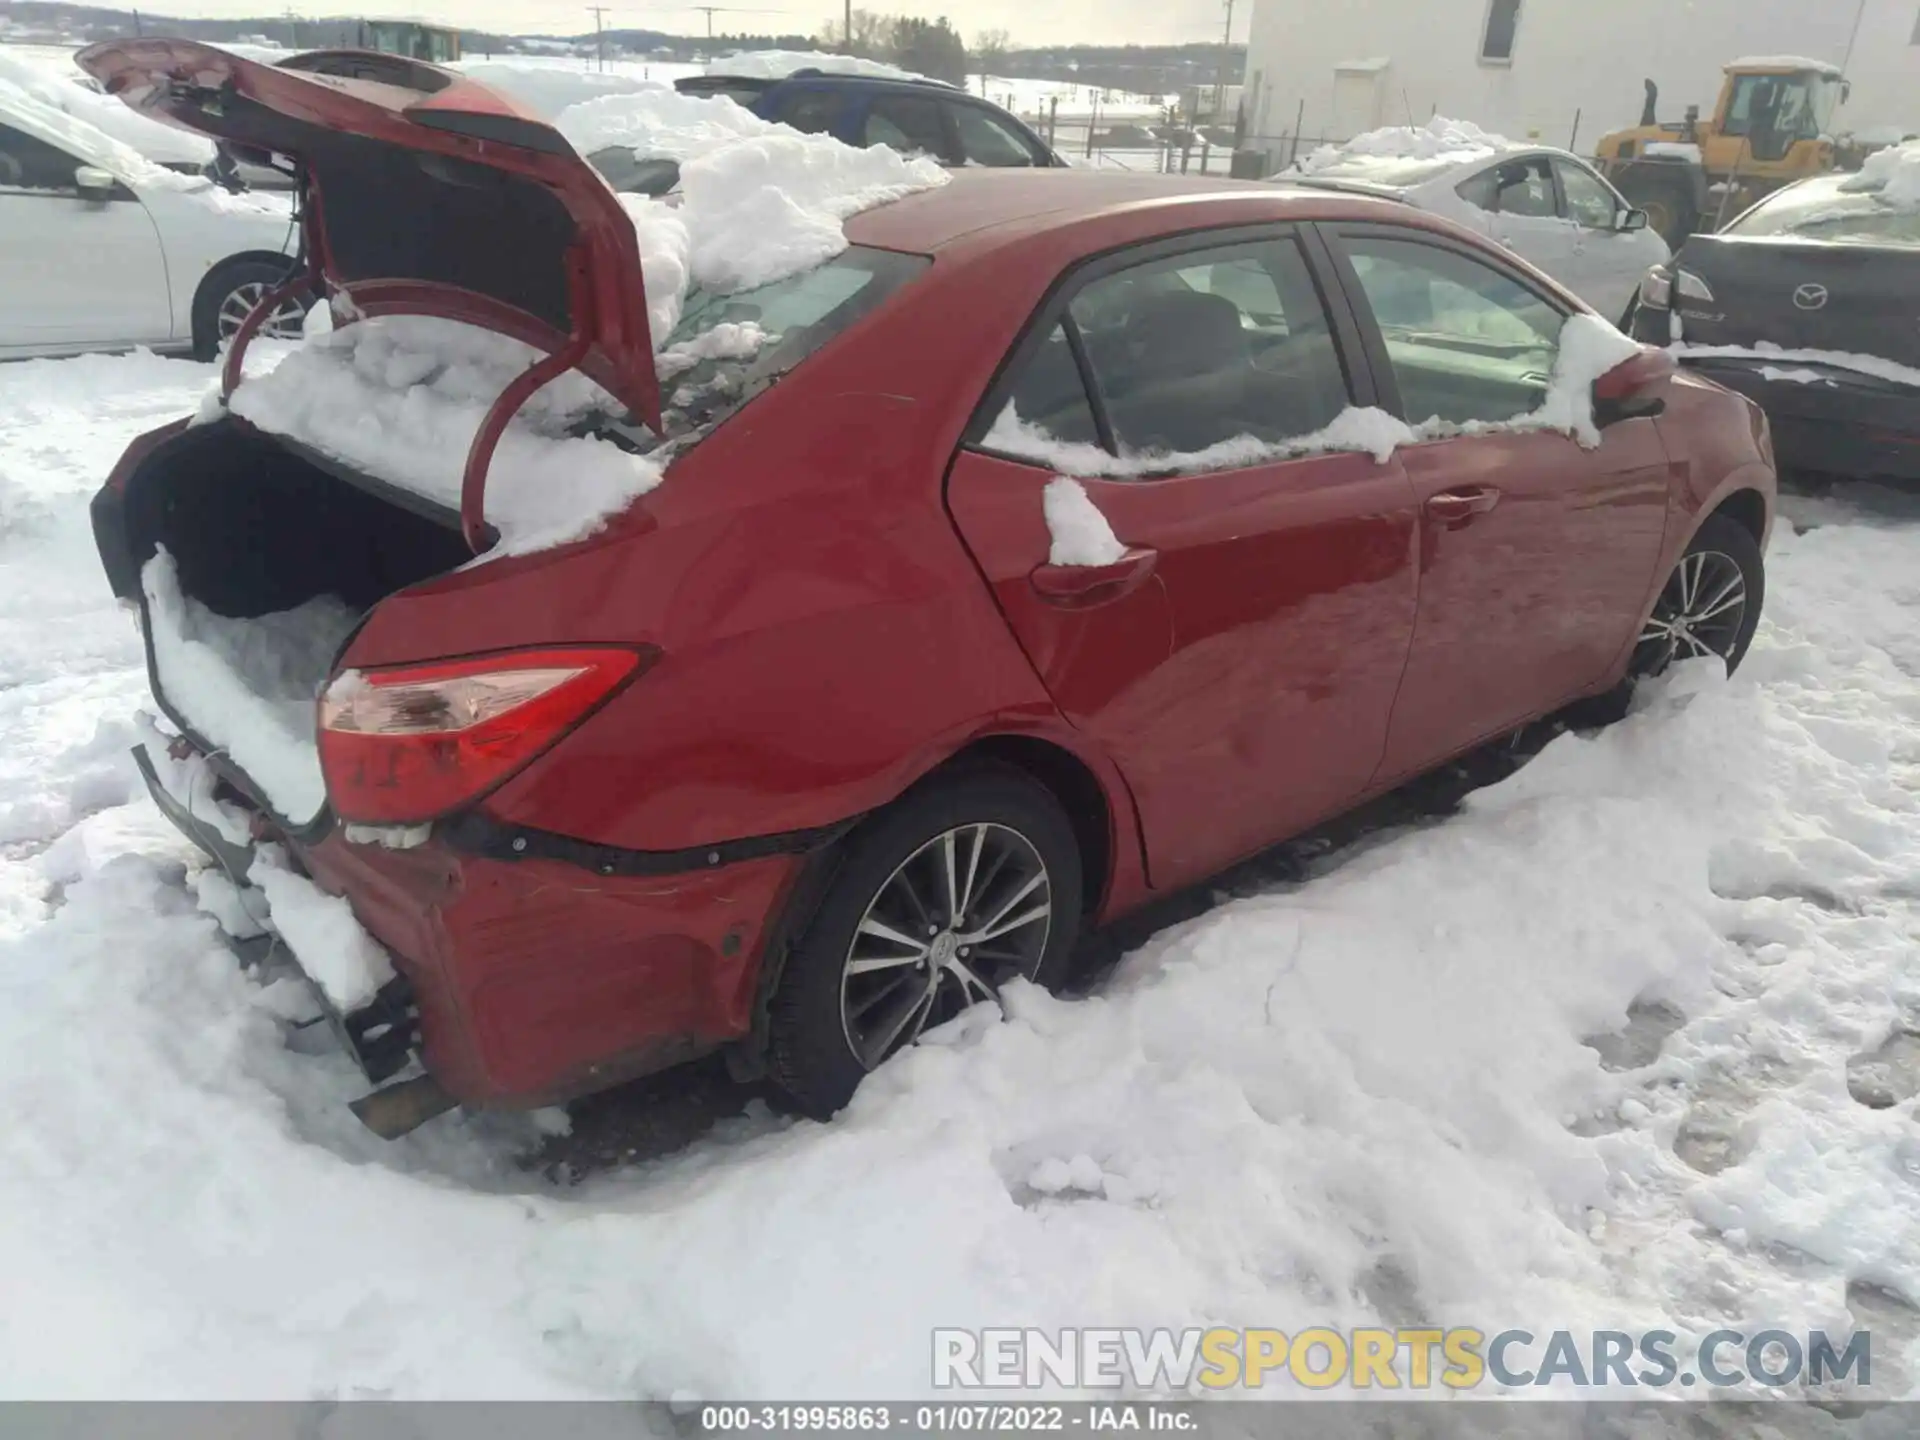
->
973, 27, 1011, 75
815, 7, 893, 57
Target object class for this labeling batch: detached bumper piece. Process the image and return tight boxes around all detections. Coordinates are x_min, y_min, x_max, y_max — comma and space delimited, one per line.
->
133, 743, 439, 1135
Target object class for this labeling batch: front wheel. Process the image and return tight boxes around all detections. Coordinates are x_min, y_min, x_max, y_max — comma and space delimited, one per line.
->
1631, 513, 1765, 680
766, 765, 1083, 1119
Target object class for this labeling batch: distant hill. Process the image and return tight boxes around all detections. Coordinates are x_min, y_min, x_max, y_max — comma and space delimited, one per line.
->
0, 0, 1242, 86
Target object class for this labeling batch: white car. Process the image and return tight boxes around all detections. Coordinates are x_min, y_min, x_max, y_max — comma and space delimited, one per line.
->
0, 80, 302, 360
1282, 123, 1671, 325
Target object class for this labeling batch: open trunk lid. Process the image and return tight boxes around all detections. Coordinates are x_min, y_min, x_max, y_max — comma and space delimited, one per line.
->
76, 38, 661, 439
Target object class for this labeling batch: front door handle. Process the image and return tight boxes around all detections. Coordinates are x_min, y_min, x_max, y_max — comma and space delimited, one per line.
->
1425, 487, 1503, 528
1029, 546, 1158, 609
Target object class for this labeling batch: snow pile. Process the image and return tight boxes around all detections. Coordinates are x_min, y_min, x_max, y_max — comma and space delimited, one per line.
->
1676, 341, 1920, 390
1041, 478, 1125, 566
9, 341, 1920, 1401
248, 845, 395, 1011
453, 61, 664, 120
0, 62, 186, 186
561, 87, 947, 321
224, 315, 665, 556
1840, 139, 1920, 209
556, 84, 774, 161
656, 320, 770, 379
139, 551, 357, 824
992, 313, 1642, 479
705, 49, 918, 82
0, 51, 213, 168
1293, 116, 1512, 179
677, 132, 947, 294
1644, 141, 1704, 162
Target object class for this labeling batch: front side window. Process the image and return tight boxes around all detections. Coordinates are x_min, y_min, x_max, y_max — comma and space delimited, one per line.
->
1480, 0, 1522, 61
1487, 156, 1557, 217
1343, 235, 1563, 426
0, 122, 83, 193
1557, 161, 1621, 229
863, 96, 951, 161
1024, 236, 1350, 457
951, 104, 1039, 166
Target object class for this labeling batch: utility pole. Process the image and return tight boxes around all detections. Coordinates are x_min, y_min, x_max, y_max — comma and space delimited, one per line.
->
1213, 0, 1235, 123
843, 0, 852, 53
588, 5, 609, 71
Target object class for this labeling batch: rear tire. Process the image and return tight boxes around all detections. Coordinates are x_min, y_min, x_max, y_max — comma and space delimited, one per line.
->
191, 256, 307, 362
766, 765, 1083, 1119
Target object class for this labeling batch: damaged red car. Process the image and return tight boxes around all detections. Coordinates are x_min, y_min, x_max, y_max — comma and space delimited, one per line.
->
83, 41, 1776, 1137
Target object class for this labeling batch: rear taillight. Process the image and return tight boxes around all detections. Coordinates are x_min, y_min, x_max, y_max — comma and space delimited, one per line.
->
1639, 265, 1674, 310
318, 647, 651, 824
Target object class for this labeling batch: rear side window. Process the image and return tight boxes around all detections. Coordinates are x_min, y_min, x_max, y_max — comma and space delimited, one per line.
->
863, 96, 951, 161
0, 122, 82, 193
1000, 324, 1100, 444
1454, 168, 1500, 210
950, 104, 1039, 166
991, 236, 1350, 460
636, 246, 930, 447
776, 90, 843, 135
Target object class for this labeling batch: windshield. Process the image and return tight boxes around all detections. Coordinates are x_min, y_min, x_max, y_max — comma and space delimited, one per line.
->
603, 245, 929, 452
1728, 177, 1920, 246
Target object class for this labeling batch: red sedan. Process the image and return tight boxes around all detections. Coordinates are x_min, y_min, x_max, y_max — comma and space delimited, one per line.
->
84, 43, 1775, 1134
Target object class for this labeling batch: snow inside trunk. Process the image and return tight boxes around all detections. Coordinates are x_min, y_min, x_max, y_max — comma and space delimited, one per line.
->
120, 422, 470, 822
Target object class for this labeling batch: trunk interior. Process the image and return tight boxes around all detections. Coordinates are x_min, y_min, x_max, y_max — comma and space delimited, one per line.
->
118, 420, 472, 818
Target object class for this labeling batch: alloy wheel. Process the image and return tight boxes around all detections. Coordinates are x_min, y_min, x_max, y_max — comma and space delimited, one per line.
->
838, 823, 1053, 1071
216, 280, 306, 343
1633, 548, 1749, 677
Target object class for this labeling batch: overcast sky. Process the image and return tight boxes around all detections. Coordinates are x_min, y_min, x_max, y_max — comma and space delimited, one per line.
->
152, 0, 1248, 49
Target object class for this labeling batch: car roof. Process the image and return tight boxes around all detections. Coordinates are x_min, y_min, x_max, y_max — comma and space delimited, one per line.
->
687, 70, 961, 93
1294, 142, 1572, 193
843, 168, 1442, 254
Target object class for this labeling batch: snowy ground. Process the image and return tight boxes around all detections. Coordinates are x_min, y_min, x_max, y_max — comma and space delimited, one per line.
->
2, 349, 1920, 1404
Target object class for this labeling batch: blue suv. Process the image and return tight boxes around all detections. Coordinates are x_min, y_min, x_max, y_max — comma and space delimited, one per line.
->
676, 70, 1064, 169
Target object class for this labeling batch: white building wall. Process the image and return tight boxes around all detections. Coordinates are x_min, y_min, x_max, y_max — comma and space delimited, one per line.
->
1241, 0, 1920, 164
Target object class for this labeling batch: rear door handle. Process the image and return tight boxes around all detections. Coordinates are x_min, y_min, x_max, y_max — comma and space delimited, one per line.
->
1425, 487, 1503, 527
1029, 546, 1158, 609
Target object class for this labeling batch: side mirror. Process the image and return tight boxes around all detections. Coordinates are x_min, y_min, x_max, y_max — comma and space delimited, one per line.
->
1592, 344, 1675, 427
73, 164, 116, 201
1617, 208, 1650, 232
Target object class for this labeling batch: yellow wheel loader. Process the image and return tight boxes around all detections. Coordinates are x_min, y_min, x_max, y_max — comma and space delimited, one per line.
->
1594, 59, 1866, 245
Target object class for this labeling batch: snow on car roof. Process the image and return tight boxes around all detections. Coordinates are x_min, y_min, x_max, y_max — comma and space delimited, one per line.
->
0, 60, 174, 181
0, 49, 214, 166
703, 49, 923, 83
1839, 139, 1920, 208
1725, 55, 1845, 76
1286, 116, 1524, 188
